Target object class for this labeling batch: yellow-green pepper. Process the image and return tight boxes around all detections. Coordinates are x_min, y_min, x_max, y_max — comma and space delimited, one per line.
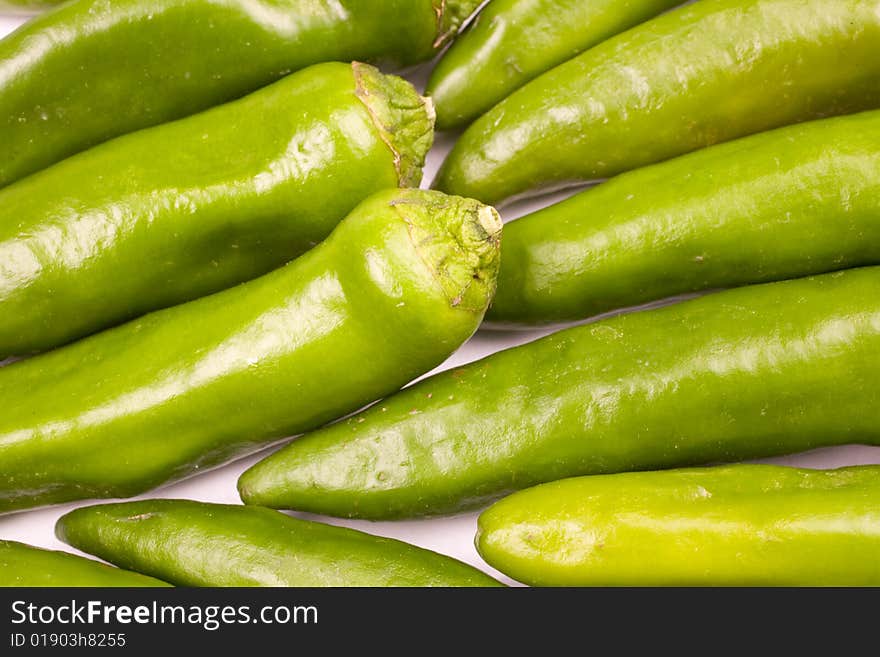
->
478, 465, 880, 586
488, 111, 880, 326
427, 0, 681, 129
0, 0, 479, 186
0, 188, 501, 514
240, 267, 880, 519
436, 0, 880, 205
0, 62, 433, 358
58, 500, 503, 587
1, 540, 170, 587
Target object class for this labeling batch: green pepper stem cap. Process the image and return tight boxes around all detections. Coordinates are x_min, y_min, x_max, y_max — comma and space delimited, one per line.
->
353, 62, 435, 188
434, 0, 484, 48
391, 189, 502, 314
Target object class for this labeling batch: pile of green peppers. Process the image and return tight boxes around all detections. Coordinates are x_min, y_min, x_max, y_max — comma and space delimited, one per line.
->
2, 0, 880, 588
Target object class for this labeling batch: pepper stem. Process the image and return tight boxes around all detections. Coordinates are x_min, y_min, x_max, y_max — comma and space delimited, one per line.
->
433, 0, 484, 48
391, 189, 502, 313
353, 62, 435, 189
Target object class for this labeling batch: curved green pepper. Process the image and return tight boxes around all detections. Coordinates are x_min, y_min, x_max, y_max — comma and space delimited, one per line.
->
57, 500, 503, 587
434, 0, 880, 205
0, 62, 433, 358
477, 465, 880, 586
0, 188, 502, 514
239, 267, 880, 519
427, 0, 681, 130
1, 540, 170, 587
488, 110, 880, 326
0, 0, 479, 187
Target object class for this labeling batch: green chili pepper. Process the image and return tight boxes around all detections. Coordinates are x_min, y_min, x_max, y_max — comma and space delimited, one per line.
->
488, 110, 880, 326
0, 188, 502, 514
434, 0, 880, 205
0, 62, 433, 358
427, 0, 681, 130
1, 540, 170, 587
477, 465, 880, 586
57, 500, 503, 587
239, 267, 880, 519
0, 0, 479, 187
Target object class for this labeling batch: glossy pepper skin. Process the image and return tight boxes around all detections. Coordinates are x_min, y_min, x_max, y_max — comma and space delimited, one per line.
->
0, 540, 170, 587
239, 267, 880, 519
435, 0, 880, 206
57, 500, 503, 587
0, 62, 434, 358
488, 111, 880, 326
0, 189, 502, 514
0, 0, 480, 187
477, 465, 880, 586
427, 0, 681, 130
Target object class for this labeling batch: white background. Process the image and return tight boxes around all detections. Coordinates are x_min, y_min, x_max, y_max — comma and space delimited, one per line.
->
2, 12, 879, 587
